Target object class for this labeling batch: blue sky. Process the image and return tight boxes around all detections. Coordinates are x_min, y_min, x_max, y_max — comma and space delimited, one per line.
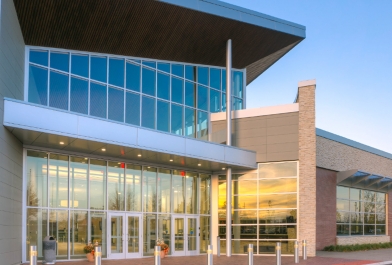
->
224, 0, 392, 153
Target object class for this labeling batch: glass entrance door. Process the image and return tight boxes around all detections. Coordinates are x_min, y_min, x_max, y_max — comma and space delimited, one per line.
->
108, 213, 141, 259
171, 215, 199, 256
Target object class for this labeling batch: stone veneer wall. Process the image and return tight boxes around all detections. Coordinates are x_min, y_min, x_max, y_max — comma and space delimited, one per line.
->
298, 81, 316, 256
337, 236, 390, 245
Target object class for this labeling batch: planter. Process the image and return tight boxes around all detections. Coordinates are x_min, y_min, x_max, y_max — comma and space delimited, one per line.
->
86, 253, 95, 262
160, 250, 165, 259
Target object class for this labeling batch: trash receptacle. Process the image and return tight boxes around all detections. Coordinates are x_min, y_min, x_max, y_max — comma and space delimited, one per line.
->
43, 236, 56, 264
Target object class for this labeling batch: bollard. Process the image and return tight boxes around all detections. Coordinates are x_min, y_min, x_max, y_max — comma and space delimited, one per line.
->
302, 240, 307, 260
154, 246, 161, 265
94, 246, 102, 265
276, 242, 281, 265
30, 246, 37, 265
217, 236, 220, 257
294, 241, 299, 263
248, 244, 253, 265
207, 245, 213, 265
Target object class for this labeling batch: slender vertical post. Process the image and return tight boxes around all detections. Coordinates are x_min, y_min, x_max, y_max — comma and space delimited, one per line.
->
302, 240, 307, 260
294, 240, 299, 263
154, 246, 161, 265
207, 245, 213, 265
276, 242, 281, 265
30, 246, 37, 265
217, 236, 221, 257
226, 38, 232, 257
248, 244, 253, 265
94, 246, 102, 265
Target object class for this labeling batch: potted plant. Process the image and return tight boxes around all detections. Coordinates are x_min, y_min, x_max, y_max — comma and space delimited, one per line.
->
83, 242, 95, 262
156, 238, 169, 258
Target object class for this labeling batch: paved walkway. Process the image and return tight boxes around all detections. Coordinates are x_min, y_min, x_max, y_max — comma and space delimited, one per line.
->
318, 249, 392, 262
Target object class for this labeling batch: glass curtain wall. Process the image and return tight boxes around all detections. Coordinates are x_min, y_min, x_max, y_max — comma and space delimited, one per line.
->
218, 161, 298, 255
336, 186, 386, 236
25, 150, 211, 261
27, 47, 245, 141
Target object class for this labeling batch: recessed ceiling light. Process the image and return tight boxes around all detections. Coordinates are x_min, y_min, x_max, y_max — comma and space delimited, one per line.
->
117, 162, 121, 164
59, 141, 64, 145
169, 159, 173, 162
101, 148, 106, 151
148, 166, 151, 168
222, 167, 226, 170
198, 163, 201, 166
138, 154, 142, 157
84, 158, 88, 160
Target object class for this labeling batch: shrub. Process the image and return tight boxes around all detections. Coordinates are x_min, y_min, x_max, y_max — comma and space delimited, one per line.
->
323, 242, 392, 252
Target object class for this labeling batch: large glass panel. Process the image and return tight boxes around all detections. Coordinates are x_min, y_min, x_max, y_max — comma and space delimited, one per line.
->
350, 200, 363, 212
185, 81, 196, 107
258, 162, 297, 178
188, 218, 197, 251
48, 154, 68, 208
364, 213, 375, 224
70, 77, 88, 114
186, 172, 198, 214
26, 208, 47, 260
90, 159, 107, 210
70, 157, 88, 209
259, 178, 297, 193
108, 87, 124, 122
350, 225, 363, 236
70, 210, 88, 258
29, 65, 48, 105
172, 77, 184, 104
336, 211, 350, 223
363, 190, 376, 202
174, 217, 184, 251
49, 71, 69, 110
143, 167, 157, 212
222, 69, 227, 92
157, 169, 171, 213
336, 200, 350, 211
110, 215, 123, 253
128, 215, 140, 253
197, 85, 208, 111
108, 162, 125, 211
143, 214, 156, 256
125, 92, 140, 126
376, 214, 386, 224
126, 164, 142, 212
232, 71, 243, 98
197, 67, 208, 86
142, 96, 155, 129
157, 215, 171, 254
210, 68, 221, 90
50, 52, 69, 72
350, 212, 363, 224
222, 92, 226, 111
210, 89, 221, 113
30, 50, 48, 66
157, 63, 170, 73
91, 56, 107, 83
336, 186, 350, 200
26, 150, 48, 207
173, 170, 185, 213
157, 100, 170, 132
350, 188, 361, 201
143, 61, 156, 68
234, 179, 258, 195
376, 192, 386, 204
185, 108, 196, 138
337, 224, 349, 236
171, 104, 183, 136
364, 202, 375, 213
197, 111, 208, 140
109, 58, 124, 87
71, 54, 89, 78
49, 210, 68, 258
259, 194, 297, 208
91, 211, 107, 257
364, 225, 376, 235
233, 195, 257, 209
172, 64, 184, 77
376, 225, 386, 235
185, 65, 196, 81
259, 209, 297, 224
142, 67, 156, 96
233, 97, 243, 110
200, 174, 211, 214
232, 210, 257, 224
200, 216, 210, 253
157, 72, 170, 100
90, 82, 107, 119
126, 62, 140, 92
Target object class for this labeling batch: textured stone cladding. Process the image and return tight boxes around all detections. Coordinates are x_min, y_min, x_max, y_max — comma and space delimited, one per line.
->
298, 84, 316, 256
0, 0, 25, 264
316, 167, 337, 250
337, 236, 390, 245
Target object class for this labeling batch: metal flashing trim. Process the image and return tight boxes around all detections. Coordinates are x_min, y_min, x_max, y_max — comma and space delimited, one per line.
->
316, 128, 392, 160
298, 79, 316, 87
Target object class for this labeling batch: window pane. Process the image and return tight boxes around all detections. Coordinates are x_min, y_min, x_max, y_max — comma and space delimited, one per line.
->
364, 225, 376, 235
126, 164, 142, 211
185, 81, 196, 107
157, 73, 170, 100
50, 52, 69, 72
232, 71, 243, 98
186, 172, 198, 214
185, 108, 196, 138
90, 159, 107, 210
259, 194, 297, 208
109, 58, 125, 87
210, 68, 221, 90
350, 201, 363, 212
71, 54, 89, 78
233, 179, 258, 195
376, 225, 386, 235
351, 225, 363, 236
259, 226, 296, 240
197, 85, 208, 111
143, 214, 156, 256
126, 62, 141, 92
259, 178, 297, 193
157, 63, 170, 73
142, 61, 156, 68
258, 162, 297, 178
157, 215, 171, 254
70, 77, 88, 114
376, 192, 386, 204
222, 69, 227, 92
259, 209, 297, 224
49, 210, 68, 258
172, 64, 184, 77
232, 210, 257, 224
337, 199, 350, 211
143, 167, 157, 212
210, 89, 221, 113
222, 92, 226, 111
376, 203, 386, 214
197, 66, 208, 86
350, 188, 361, 201
29, 65, 48, 105
30, 50, 48, 66
49, 154, 69, 208
185, 65, 196, 81
197, 111, 208, 140
364, 213, 375, 224
200, 216, 210, 253
26, 209, 47, 260
70, 210, 88, 258
200, 175, 210, 214
337, 186, 350, 200
172, 77, 184, 104
70, 157, 88, 209
108, 87, 124, 122
337, 224, 349, 236
49, 71, 69, 110
157, 100, 169, 132
350, 212, 363, 224
90, 82, 107, 119
173, 170, 185, 213
376, 214, 386, 224
233, 195, 257, 209
336, 211, 350, 223
142, 68, 156, 96
91, 211, 107, 257
108, 161, 125, 211
91, 56, 107, 83
125, 92, 140, 126
171, 104, 183, 136
363, 190, 376, 202
233, 97, 243, 110
364, 202, 375, 213
142, 96, 155, 129
27, 150, 48, 207
158, 169, 171, 213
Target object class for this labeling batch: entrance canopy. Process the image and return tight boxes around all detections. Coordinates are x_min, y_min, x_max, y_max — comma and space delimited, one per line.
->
337, 169, 392, 192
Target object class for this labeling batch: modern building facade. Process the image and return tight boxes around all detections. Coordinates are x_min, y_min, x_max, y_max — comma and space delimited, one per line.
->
0, 0, 391, 264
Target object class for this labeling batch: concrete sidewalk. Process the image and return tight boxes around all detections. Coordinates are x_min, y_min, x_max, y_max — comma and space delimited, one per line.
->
317, 249, 392, 262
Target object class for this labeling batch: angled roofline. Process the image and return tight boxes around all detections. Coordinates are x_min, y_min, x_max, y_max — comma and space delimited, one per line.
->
316, 128, 392, 160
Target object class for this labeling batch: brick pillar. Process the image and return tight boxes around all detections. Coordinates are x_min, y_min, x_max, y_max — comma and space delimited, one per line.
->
298, 80, 316, 256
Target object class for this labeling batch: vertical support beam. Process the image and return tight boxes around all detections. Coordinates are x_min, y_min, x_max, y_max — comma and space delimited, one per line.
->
226, 39, 232, 257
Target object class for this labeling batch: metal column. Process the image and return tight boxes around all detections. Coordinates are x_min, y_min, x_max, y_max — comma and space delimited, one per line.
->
225, 38, 232, 257
94, 246, 102, 265
30, 246, 37, 265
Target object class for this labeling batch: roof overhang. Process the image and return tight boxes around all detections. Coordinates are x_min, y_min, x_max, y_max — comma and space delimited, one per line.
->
13, 0, 305, 84
337, 169, 392, 193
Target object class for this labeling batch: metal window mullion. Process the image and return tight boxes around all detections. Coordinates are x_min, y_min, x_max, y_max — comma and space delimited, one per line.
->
123, 59, 126, 123
139, 66, 142, 126
68, 156, 71, 259
106, 57, 109, 119
106, 161, 108, 211
47, 52, 51, 107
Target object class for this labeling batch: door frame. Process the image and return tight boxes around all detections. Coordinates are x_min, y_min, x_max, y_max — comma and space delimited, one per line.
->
171, 214, 199, 256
